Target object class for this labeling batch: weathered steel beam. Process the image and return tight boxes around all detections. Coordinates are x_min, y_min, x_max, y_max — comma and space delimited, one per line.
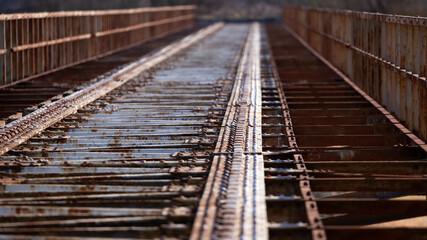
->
283, 6, 427, 143
267, 198, 427, 215
264, 29, 327, 240
0, 23, 224, 156
0, 5, 196, 88
191, 23, 269, 240
267, 21, 427, 240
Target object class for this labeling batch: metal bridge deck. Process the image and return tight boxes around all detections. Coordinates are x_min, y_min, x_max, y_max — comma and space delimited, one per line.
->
0, 22, 425, 240
0, 28, 198, 124
266, 24, 427, 240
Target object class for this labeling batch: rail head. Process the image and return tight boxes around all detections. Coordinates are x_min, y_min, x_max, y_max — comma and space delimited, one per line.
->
0, 23, 224, 156
281, 22, 427, 153
190, 22, 269, 240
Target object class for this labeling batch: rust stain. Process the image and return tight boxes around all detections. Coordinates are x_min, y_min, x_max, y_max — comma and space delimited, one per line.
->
0, 5, 196, 89
283, 6, 427, 143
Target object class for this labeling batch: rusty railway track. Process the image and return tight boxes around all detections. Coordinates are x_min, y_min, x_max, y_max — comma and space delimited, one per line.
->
0, 21, 426, 240
0, 23, 238, 239
0, 27, 199, 124
265, 24, 427, 240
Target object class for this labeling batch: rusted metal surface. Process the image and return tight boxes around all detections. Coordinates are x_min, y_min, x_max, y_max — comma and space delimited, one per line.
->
0, 16, 425, 239
0, 5, 195, 88
266, 23, 427, 240
262, 25, 326, 240
0, 24, 250, 239
191, 23, 268, 240
0, 23, 223, 157
283, 6, 427, 143
0, 27, 199, 124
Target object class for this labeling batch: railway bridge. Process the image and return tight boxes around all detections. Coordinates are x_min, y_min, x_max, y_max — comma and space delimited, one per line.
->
0, 5, 426, 240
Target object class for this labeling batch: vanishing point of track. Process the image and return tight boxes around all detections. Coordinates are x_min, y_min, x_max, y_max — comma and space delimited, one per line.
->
0, 22, 426, 240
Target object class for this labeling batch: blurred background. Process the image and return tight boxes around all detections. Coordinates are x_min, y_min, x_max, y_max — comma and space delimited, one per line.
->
0, 0, 426, 18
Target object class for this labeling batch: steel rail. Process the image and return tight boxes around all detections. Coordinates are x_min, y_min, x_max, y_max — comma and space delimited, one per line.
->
282, 24, 427, 153
266, 23, 427, 240
262, 25, 326, 240
0, 23, 248, 239
191, 23, 268, 240
0, 23, 224, 156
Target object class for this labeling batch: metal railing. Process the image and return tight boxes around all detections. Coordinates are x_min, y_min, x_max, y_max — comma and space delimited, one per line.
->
283, 6, 427, 142
0, 5, 196, 88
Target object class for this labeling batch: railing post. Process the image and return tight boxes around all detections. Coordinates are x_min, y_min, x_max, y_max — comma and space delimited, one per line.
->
89, 13, 95, 58
0, 16, 5, 85
0, 5, 196, 89
282, 6, 427, 142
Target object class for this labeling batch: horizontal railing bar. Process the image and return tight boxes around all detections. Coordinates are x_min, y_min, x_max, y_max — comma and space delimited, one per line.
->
95, 14, 194, 37
0, 23, 193, 90
284, 16, 427, 85
10, 14, 195, 52
12, 34, 91, 52
0, 5, 196, 20
283, 6, 427, 143
0, 5, 196, 88
283, 6, 427, 27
